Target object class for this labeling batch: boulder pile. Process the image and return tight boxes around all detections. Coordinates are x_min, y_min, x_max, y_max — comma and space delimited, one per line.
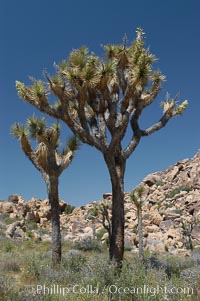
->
1, 150, 200, 255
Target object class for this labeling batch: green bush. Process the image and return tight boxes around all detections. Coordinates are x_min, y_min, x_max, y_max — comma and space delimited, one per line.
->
73, 238, 102, 252
166, 185, 192, 198
86, 206, 99, 218
0, 213, 21, 225
64, 204, 76, 214
96, 228, 107, 241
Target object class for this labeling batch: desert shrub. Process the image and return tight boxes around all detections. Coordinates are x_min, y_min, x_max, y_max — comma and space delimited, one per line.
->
0, 256, 21, 272
0, 275, 15, 300
166, 185, 192, 199
155, 180, 164, 186
64, 204, 76, 214
86, 206, 99, 218
21, 253, 48, 282
80, 253, 118, 288
0, 235, 199, 301
124, 239, 133, 251
2, 240, 16, 252
172, 209, 183, 215
25, 220, 38, 230
63, 250, 86, 272
73, 238, 102, 252
0, 213, 21, 225
96, 228, 107, 241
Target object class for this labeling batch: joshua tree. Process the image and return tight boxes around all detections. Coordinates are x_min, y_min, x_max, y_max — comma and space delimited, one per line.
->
11, 116, 79, 265
130, 185, 146, 261
15, 29, 188, 266
100, 201, 112, 244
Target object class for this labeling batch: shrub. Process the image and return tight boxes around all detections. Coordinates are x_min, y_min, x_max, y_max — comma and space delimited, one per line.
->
73, 238, 102, 252
166, 185, 192, 199
63, 250, 86, 272
96, 228, 107, 241
86, 206, 99, 218
0, 213, 21, 225
64, 204, 76, 214
75, 238, 102, 252
3, 240, 15, 253
0, 257, 21, 272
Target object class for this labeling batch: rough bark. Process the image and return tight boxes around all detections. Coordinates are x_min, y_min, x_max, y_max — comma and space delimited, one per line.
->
104, 152, 126, 267
46, 175, 61, 265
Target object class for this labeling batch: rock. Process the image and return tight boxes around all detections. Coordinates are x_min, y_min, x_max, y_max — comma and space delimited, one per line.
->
6, 220, 25, 239
2, 149, 200, 255
33, 211, 40, 223
126, 210, 137, 220
159, 220, 174, 231
7, 194, 19, 204
83, 226, 93, 234
14, 203, 29, 218
38, 206, 51, 219
25, 211, 36, 221
163, 211, 181, 219
59, 200, 67, 212
40, 217, 48, 228
190, 155, 200, 189
101, 232, 109, 242
30, 231, 42, 240
1, 202, 14, 213
142, 173, 162, 187
166, 166, 180, 181
146, 233, 166, 252
146, 225, 159, 233
103, 193, 112, 199
149, 209, 163, 226
170, 249, 191, 256
41, 234, 51, 242
165, 228, 182, 241
64, 234, 76, 241
192, 225, 200, 246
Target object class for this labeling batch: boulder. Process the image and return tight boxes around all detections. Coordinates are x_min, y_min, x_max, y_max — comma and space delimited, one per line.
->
6, 220, 25, 239
25, 211, 36, 222
1, 202, 14, 213
142, 173, 162, 187
7, 194, 19, 204
159, 220, 174, 231
149, 209, 163, 226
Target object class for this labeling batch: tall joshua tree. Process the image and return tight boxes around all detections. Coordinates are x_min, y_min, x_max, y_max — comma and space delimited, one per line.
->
15, 29, 188, 266
11, 116, 79, 265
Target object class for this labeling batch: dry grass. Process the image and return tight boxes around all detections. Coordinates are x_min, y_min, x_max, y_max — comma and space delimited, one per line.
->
0, 231, 199, 301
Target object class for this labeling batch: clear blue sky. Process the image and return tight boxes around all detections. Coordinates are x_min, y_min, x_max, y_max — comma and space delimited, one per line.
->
1, 0, 200, 206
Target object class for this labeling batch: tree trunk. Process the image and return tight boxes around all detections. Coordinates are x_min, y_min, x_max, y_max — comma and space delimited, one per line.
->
46, 175, 61, 266
104, 153, 126, 267
138, 207, 144, 262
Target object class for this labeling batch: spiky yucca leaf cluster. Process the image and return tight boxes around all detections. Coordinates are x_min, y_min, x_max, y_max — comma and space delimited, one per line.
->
11, 116, 79, 176
15, 28, 188, 157
130, 185, 145, 209
11, 123, 27, 139
161, 99, 188, 116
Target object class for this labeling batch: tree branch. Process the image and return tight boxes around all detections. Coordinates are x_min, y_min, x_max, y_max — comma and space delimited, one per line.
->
141, 112, 172, 136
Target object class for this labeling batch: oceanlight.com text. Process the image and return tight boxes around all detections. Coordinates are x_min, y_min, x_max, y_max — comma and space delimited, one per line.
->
35, 284, 194, 297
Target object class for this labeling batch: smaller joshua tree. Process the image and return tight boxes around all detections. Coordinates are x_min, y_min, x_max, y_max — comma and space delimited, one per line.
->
11, 116, 79, 265
130, 185, 146, 262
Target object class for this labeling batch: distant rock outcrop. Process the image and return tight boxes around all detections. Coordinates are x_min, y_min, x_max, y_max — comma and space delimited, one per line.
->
1, 150, 200, 255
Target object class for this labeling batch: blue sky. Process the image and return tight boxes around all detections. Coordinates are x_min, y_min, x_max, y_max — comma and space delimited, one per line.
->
1, 0, 200, 206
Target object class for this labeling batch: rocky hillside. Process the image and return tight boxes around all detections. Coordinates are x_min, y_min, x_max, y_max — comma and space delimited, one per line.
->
0, 150, 200, 255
